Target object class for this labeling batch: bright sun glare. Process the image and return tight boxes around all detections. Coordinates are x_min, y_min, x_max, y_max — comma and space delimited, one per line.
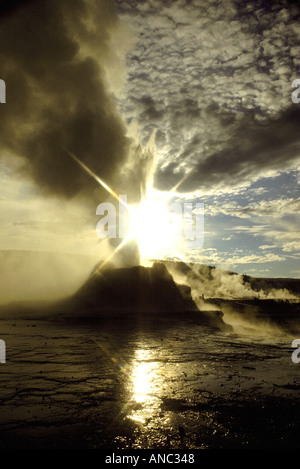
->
128, 189, 180, 261
63, 148, 186, 265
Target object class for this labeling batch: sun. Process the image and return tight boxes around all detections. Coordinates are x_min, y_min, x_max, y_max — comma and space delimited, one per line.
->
128, 188, 181, 262
62, 147, 188, 267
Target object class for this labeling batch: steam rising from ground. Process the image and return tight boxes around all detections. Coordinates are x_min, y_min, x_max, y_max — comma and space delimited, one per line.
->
162, 260, 299, 337
164, 261, 298, 302
0, 250, 98, 305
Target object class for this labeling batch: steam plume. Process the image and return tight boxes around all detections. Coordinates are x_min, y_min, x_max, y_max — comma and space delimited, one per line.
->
0, 0, 131, 204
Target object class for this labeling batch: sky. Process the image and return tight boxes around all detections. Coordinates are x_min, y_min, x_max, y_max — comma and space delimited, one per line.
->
0, 0, 299, 278
114, 0, 300, 277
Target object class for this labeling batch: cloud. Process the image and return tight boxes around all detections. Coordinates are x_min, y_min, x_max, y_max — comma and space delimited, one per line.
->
282, 241, 300, 253
155, 107, 300, 193
205, 197, 300, 218
226, 216, 300, 256
116, 0, 300, 194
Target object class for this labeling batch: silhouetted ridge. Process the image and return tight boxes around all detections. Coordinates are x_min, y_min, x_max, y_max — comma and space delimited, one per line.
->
63, 261, 231, 330
74, 261, 198, 313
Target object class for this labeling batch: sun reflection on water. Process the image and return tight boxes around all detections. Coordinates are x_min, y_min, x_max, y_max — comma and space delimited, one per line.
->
131, 349, 156, 403
125, 347, 164, 426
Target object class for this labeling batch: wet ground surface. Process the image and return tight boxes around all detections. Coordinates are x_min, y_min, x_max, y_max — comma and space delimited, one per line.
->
0, 317, 299, 449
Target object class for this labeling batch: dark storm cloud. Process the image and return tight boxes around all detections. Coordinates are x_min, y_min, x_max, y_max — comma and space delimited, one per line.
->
154, 106, 300, 192
0, 0, 131, 201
